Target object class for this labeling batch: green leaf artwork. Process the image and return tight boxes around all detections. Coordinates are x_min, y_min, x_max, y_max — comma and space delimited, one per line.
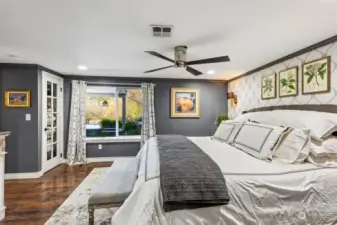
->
304, 62, 327, 86
280, 68, 297, 96
262, 74, 276, 99
262, 77, 273, 95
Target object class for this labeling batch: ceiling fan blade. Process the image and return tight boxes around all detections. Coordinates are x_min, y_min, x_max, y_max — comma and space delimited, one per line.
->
145, 51, 175, 63
186, 56, 230, 65
144, 65, 175, 73
186, 66, 203, 76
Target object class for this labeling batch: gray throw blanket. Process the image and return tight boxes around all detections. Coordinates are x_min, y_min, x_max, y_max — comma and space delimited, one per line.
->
157, 135, 230, 212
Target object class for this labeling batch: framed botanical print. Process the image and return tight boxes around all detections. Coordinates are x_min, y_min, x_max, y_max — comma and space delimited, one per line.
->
302, 56, 331, 94
279, 66, 298, 98
170, 88, 200, 118
261, 73, 276, 100
5, 90, 31, 108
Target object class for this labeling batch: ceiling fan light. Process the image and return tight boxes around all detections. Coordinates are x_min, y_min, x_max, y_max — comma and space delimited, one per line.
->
207, 70, 215, 75
174, 46, 187, 66
78, 65, 88, 71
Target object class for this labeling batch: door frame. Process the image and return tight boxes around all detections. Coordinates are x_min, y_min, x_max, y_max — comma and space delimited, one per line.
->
41, 71, 64, 174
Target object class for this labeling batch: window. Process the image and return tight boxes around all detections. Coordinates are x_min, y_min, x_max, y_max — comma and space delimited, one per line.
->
85, 86, 142, 138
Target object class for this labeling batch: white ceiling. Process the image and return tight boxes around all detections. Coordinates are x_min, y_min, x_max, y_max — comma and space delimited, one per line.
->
0, 0, 337, 80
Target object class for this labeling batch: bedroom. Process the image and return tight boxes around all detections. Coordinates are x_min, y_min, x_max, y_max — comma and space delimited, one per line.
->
0, 0, 337, 224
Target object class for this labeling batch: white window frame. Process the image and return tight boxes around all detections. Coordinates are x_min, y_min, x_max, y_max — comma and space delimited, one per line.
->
85, 86, 142, 143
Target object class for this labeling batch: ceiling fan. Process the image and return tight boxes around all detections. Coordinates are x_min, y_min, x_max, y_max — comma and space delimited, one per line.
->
144, 46, 230, 76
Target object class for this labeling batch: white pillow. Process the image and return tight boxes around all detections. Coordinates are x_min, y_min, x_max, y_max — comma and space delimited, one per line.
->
308, 154, 337, 166
212, 120, 242, 143
234, 111, 271, 123
232, 122, 288, 160
234, 110, 337, 141
304, 119, 337, 141
308, 143, 337, 166
273, 128, 311, 164
322, 136, 337, 153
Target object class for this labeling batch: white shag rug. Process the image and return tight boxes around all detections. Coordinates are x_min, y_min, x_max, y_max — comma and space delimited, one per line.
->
45, 167, 118, 225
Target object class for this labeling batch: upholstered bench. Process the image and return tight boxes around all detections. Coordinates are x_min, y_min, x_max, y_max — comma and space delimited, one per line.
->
88, 158, 139, 225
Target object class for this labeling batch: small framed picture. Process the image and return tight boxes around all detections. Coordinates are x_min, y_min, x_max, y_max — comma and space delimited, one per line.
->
279, 66, 298, 98
302, 56, 331, 95
170, 88, 200, 118
261, 73, 276, 100
5, 90, 31, 108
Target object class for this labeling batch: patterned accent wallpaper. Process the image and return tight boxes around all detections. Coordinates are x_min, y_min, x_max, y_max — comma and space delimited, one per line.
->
228, 41, 337, 118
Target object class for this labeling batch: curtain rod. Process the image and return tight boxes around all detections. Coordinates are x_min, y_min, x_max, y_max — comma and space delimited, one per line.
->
86, 82, 141, 86
85, 81, 156, 86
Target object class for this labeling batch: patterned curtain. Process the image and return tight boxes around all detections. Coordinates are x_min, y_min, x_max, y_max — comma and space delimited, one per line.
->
67, 80, 87, 165
141, 83, 156, 146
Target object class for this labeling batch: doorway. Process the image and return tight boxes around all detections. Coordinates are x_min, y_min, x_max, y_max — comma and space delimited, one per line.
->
41, 71, 64, 173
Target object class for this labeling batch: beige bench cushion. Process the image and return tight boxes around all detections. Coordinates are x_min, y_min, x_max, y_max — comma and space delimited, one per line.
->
88, 158, 139, 205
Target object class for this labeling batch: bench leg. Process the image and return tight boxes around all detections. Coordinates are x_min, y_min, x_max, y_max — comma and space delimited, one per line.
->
88, 204, 94, 225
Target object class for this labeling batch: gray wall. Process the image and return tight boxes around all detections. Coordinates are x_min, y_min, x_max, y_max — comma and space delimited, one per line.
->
0, 65, 40, 173
64, 76, 228, 157
87, 143, 141, 157
154, 79, 227, 136
0, 67, 228, 173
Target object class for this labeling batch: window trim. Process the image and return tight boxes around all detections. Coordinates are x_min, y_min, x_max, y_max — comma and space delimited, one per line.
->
86, 136, 141, 144
86, 85, 142, 139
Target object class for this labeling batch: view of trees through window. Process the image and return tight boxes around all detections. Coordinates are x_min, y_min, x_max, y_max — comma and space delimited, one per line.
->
85, 89, 142, 137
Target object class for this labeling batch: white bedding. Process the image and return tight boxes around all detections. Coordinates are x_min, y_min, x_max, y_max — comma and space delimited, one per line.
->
111, 137, 337, 225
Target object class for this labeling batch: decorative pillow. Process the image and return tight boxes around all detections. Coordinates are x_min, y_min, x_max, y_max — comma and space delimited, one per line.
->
308, 154, 337, 166
308, 143, 337, 166
234, 110, 337, 141
227, 122, 244, 144
273, 128, 311, 164
212, 120, 242, 143
304, 119, 337, 141
310, 145, 328, 157
322, 136, 337, 153
232, 122, 288, 160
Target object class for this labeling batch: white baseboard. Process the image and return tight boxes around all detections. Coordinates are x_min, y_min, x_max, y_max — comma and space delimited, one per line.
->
87, 156, 135, 163
4, 158, 133, 179
4, 171, 44, 180
59, 158, 67, 164
0, 206, 5, 221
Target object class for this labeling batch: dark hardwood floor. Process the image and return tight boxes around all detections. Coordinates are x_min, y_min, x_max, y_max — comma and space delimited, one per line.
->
1, 162, 112, 225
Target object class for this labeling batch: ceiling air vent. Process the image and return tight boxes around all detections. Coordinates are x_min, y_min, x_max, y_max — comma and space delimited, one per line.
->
151, 25, 173, 38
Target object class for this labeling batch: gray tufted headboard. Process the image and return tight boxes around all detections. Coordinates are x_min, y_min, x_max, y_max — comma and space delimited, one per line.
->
242, 104, 337, 114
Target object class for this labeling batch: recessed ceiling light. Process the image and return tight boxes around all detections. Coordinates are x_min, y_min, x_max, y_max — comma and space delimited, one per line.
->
207, 70, 215, 75
77, 65, 88, 71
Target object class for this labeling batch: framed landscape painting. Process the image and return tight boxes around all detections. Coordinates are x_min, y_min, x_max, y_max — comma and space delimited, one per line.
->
170, 88, 200, 118
302, 56, 331, 94
5, 90, 31, 108
261, 73, 276, 100
279, 66, 298, 98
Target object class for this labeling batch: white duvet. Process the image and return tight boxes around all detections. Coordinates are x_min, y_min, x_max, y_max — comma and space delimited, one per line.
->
111, 137, 337, 225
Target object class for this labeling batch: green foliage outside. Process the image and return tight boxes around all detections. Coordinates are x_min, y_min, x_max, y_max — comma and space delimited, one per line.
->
86, 90, 142, 137
87, 119, 141, 137
216, 114, 229, 126
100, 118, 123, 128
86, 90, 142, 124
125, 120, 137, 130
125, 120, 141, 135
